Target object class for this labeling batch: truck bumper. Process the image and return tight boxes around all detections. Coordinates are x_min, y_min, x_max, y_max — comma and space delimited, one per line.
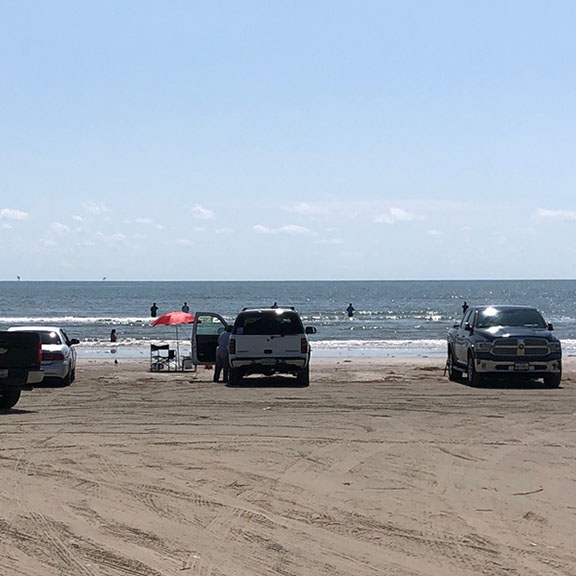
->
230, 357, 308, 373
27, 370, 45, 385
474, 358, 561, 375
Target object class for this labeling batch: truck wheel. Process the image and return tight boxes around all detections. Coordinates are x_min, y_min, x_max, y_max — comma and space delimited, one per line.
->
61, 370, 72, 387
296, 366, 310, 387
0, 390, 21, 409
447, 349, 461, 382
228, 368, 242, 387
467, 355, 483, 387
544, 373, 561, 388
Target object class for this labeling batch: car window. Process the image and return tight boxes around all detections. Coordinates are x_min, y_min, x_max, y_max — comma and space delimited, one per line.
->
234, 312, 304, 335
477, 308, 547, 329
460, 309, 473, 328
39, 331, 62, 345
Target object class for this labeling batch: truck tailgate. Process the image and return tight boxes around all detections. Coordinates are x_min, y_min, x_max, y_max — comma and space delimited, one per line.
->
235, 335, 304, 357
0, 332, 42, 369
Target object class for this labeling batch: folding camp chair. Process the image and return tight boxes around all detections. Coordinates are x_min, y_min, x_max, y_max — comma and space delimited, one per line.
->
150, 344, 177, 371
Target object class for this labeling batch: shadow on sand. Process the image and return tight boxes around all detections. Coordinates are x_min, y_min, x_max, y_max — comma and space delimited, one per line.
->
458, 376, 562, 390
226, 375, 309, 389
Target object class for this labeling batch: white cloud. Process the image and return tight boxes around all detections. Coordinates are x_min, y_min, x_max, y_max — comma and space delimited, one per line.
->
83, 202, 109, 215
427, 229, 443, 237
0, 208, 28, 220
282, 202, 328, 216
133, 217, 164, 230
315, 238, 345, 245
191, 205, 216, 220
72, 215, 83, 222
51, 222, 70, 234
536, 208, 576, 221
176, 238, 194, 246
253, 224, 312, 235
97, 232, 127, 243
374, 207, 419, 224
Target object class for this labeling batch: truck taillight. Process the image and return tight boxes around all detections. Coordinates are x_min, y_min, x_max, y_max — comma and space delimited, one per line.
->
229, 338, 236, 354
301, 338, 308, 354
43, 352, 64, 361
38, 341, 42, 363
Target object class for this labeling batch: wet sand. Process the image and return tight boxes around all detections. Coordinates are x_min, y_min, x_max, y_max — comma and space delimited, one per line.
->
1, 357, 575, 576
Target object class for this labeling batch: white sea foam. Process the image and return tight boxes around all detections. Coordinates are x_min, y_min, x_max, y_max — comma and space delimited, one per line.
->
2, 316, 152, 325
73, 337, 576, 361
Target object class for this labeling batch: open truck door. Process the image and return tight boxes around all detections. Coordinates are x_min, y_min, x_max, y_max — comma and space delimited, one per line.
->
191, 312, 229, 366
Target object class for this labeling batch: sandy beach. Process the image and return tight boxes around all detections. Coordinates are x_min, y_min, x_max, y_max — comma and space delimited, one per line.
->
1, 356, 575, 576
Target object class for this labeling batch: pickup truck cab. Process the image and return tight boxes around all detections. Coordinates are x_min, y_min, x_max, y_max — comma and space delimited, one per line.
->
447, 305, 562, 387
0, 331, 44, 409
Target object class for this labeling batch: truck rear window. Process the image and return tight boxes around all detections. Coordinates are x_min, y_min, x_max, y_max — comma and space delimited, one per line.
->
234, 312, 304, 336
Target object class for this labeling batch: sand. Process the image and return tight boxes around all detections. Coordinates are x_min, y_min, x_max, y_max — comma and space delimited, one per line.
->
1, 357, 575, 576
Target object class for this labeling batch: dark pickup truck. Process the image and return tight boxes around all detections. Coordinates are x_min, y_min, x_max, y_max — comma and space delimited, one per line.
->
447, 305, 562, 387
0, 331, 44, 409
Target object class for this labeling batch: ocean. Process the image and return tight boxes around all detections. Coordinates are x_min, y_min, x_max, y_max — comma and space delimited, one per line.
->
1, 280, 575, 360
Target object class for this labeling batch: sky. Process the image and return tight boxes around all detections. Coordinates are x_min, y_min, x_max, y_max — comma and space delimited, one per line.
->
1, 1, 575, 281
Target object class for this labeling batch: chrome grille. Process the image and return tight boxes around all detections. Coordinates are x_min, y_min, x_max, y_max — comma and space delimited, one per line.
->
492, 338, 549, 356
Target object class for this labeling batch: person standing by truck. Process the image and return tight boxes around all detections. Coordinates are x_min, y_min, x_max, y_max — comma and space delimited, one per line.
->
213, 326, 232, 383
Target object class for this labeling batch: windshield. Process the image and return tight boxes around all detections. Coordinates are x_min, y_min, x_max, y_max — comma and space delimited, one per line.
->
476, 308, 547, 329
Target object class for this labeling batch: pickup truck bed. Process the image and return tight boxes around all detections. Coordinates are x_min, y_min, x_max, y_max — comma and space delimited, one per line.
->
0, 331, 44, 408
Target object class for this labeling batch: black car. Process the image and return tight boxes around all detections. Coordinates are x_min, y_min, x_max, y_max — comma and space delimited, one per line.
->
447, 305, 562, 387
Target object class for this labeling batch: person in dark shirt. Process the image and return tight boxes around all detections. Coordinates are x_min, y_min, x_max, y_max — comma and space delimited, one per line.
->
150, 302, 159, 317
346, 303, 355, 318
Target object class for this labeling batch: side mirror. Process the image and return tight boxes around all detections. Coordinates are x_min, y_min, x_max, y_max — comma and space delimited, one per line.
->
465, 323, 473, 333
547, 323, 554, 331
70, 338, 80, 345
305, 326, 317, 335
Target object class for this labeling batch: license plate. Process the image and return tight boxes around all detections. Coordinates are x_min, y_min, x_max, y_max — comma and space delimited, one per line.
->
260, 359, 276, 365
0, 369, 8, 378
514, 362, 530, 371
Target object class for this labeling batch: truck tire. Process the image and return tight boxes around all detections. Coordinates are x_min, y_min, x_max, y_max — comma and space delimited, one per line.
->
228, 368, 242, 387
467, 354, 483, 387
296, 366, 310, 387
0, 390, 21, 409
544, 373, 561, 388
447, 349, 462, 382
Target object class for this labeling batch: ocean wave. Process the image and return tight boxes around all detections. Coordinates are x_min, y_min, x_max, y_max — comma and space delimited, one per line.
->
0, 316, 154, 325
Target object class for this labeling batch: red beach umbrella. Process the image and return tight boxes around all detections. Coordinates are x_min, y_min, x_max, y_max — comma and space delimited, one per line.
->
151, 311, 196, 365
151, 311, 195, 327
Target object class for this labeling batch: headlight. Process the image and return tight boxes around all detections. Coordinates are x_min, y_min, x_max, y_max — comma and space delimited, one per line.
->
549, 342, 561, 352
475, 341, 492, 351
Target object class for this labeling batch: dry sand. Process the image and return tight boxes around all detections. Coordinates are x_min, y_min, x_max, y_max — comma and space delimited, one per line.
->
1, 357, 576, 576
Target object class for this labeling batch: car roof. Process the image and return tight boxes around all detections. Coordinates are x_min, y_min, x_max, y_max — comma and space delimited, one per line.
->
471, 305, 538, 311
239, 307, 297, 313
8, 326, 63, 332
